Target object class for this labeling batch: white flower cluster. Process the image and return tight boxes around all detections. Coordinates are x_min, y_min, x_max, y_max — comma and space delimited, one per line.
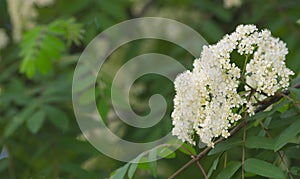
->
172, 24, 294, 147
7, 0, 55, 42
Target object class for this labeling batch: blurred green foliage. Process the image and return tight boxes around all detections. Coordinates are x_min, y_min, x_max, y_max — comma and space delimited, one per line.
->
0, 0, 300, 178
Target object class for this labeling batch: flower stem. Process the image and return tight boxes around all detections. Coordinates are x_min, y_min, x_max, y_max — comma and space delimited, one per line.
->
242, 55, 249, 77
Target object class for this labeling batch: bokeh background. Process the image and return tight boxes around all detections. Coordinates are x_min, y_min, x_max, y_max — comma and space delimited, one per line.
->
0, 0, 300, 178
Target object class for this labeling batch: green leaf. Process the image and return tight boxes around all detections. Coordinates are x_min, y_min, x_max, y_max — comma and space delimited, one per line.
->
20, 57, 36, 78
137, 157, 151, 170
178, 143, 197, 156
63, 18, 84, 46
280, 108, 298, 118
285, 146, 300, 159
244, 158, 285, 179
39, 38, 61, 59
208, 138, 242, 156
45, 106, 69, 131
4, 104, 36, 137
207, 156, 219, 178
26, 110, 46, 134
110, 163, 130, 179
19, 18, 83, 78
274, 121, 300, 151
290, 166, 300, 176
0, 159, 8, 172
245, 136, 275, 150
149, 148, 157, 178
96, 1, 128, 20
277, 103, 289, 113
269, 116, 298, 129
59, 162, 99, 178
289, 87, 300, 101
35, 51, 53, 75
216, 161, 241, 179
157, 147, 176, 159
97, 98, 109, 122
44, 34, 66, 51
128, 155, 142, 179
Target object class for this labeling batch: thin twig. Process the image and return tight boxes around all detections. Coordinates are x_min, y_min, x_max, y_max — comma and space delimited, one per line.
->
195, 159, 208, 179
180, 145, 208, 178
277, 92, 300, 110
168, 82, 300, 179
179, 145, 195, 157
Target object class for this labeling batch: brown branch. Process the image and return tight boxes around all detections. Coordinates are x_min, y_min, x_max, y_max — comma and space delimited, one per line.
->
190, 154, 208, 179
196, 160, 208, 179
169, 82, 300, 179
179, 145, 195, 157
180, 145, 208, 178
255, 83, 300, 113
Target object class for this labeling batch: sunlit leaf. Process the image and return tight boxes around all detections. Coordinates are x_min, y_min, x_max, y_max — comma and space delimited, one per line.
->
110, 163, 130, 179
19, 18, 83, 78
178, 143, 197, 156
